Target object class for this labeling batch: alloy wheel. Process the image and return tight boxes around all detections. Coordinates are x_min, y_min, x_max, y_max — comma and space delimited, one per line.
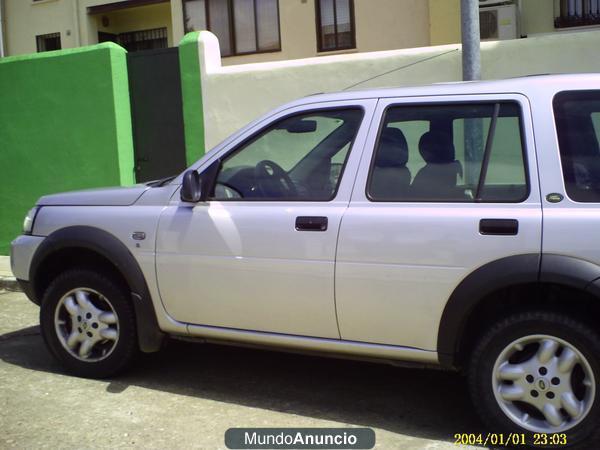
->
492, 334, 595, 433
54, 288, 120, 362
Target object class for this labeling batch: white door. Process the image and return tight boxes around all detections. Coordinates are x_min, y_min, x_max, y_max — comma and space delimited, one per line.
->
156, 100, 376, 338
335, 94, 542, 350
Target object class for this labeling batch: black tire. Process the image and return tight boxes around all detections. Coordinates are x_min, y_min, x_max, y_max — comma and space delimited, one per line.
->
468, 311, 600, 448
40, 269, 137, 378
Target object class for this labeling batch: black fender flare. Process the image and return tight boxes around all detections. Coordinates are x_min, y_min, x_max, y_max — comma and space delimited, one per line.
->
437, 253, 600, 368
30, 226, 164, 352
540, 254, 600, 297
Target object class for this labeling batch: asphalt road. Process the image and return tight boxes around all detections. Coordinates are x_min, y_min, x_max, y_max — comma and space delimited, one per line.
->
0, 289, 483, 449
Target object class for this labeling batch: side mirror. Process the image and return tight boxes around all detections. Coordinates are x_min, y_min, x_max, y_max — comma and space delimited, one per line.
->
180, 170, 202, 203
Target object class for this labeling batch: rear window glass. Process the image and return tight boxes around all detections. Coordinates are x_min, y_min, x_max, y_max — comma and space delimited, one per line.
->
367, 102, 527, 202
554, 91, 600, 202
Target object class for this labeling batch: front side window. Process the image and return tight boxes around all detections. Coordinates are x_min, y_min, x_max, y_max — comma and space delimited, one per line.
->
212, 109, 363, 201
554, 90, 600, 202
316, 0, 356, 52
183, 0, 281, 56
368, 102, 527, 202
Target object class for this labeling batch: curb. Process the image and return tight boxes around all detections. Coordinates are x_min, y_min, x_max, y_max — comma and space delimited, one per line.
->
0, 276, 20, 292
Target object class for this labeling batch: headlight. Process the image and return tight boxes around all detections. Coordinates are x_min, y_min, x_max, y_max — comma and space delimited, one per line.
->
23, 207, 39, 235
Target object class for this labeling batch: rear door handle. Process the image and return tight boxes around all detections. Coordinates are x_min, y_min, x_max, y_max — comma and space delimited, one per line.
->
479, 219, 519, 236
295, 216, 328, 231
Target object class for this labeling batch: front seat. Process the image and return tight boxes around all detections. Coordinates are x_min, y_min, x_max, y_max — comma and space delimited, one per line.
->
369, 127, 411, 200
411, 130, 463, 199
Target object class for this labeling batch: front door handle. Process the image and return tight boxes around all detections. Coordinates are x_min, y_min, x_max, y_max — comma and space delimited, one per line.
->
295, 216, 328, 231
479, 219, 519, 236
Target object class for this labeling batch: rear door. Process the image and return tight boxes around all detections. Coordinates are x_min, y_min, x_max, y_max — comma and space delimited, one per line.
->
335, 94, 542, 350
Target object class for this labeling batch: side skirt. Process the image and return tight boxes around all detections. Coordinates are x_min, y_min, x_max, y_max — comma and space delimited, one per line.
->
178, 323, 443, 370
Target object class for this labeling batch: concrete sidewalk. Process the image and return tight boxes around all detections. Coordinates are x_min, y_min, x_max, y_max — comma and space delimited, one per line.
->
0, 255, 18, 291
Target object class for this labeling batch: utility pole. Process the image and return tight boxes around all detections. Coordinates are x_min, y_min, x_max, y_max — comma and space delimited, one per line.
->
461, 0, 481, 81
461, 0, 482, 184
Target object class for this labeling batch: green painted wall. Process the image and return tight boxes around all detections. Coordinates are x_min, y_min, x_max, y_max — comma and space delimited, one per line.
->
178, 32, 205, 165
0, 43, 135, 255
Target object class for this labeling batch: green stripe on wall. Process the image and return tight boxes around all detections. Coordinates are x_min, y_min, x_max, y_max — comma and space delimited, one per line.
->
109, 45, 136, 186
179, 32, 206, 165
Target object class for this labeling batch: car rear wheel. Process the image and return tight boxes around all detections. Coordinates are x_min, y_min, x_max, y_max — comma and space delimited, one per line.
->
468, 311, 600, 447
40, 269, 137, 378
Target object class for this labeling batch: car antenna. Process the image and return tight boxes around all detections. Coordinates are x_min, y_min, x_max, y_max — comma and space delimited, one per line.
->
341, 48, 459, 91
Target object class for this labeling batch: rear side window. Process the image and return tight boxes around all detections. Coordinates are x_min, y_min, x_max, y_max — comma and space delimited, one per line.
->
367, 102, 528, 202
554, 91, 600, 202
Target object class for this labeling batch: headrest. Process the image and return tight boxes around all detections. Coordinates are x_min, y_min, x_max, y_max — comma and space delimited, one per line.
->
375, 127, 409, 168
418, 131, 456, 164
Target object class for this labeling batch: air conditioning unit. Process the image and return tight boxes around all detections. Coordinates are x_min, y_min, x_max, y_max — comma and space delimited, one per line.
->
479, 0, 511, 6
479, 3, 518, 40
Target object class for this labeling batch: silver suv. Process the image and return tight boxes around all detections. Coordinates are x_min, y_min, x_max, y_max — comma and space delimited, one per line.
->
11, 74, 600, 446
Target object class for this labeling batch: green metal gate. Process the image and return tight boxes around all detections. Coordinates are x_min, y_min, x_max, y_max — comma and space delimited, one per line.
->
127, 47, 187, 182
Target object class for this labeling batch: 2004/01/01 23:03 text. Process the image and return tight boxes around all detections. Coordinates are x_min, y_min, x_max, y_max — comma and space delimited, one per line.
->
454, 433, 568, 447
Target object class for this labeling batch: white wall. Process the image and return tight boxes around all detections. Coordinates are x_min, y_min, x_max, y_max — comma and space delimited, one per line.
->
192, 30, 600, 149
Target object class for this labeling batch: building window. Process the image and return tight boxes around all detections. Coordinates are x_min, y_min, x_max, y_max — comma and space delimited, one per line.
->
183, 0, 281, 57
555, 0, 600, 28
36, 32, 61, 52
98, 28, 168, 52
316, 0, 355, 52
118, 28, 168, 52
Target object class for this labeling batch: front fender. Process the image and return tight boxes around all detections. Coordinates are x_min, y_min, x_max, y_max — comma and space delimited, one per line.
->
30, 226, 164, 352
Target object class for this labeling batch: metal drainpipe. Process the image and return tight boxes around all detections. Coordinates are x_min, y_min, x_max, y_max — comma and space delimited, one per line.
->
73, 0, 82, 47
0, 0, 5, 57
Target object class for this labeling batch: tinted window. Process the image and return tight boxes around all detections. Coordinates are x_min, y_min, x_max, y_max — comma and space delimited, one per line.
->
36, 33, 62, 52
183, 0, 280, 56
317, 0, 355, 52
213, 109, 363, 201
368, 102, 527, 202
554, 91, 600, 202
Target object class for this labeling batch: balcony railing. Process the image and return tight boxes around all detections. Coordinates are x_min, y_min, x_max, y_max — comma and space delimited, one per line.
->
555, 0, 600, 28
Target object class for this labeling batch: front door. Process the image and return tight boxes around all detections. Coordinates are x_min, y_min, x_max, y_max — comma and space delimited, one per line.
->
335, 94, 542, 350
156, 100, 375, 338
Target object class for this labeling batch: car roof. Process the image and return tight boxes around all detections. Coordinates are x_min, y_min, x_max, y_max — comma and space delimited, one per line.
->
174, 73, 600, 183
291, 73, 600, 106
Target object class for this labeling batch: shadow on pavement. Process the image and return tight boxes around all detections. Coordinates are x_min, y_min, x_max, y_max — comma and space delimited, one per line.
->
0, 326, 484, 444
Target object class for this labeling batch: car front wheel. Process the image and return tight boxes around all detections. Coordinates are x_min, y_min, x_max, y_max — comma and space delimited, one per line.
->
40, 269, 137, 378
468, 311, 600, 447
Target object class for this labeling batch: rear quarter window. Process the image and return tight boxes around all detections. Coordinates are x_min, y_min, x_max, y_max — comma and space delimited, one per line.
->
554, 90, 600, 202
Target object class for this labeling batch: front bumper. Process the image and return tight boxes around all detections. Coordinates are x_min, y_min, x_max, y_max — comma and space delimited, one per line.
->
10, 235, 45, 304
17, 279, 38, 305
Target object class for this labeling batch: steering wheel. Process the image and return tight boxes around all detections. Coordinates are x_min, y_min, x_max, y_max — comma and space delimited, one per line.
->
254, 160, 298, 198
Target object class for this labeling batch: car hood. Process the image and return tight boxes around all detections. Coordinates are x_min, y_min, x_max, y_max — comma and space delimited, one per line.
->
37, 185, 149, 206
